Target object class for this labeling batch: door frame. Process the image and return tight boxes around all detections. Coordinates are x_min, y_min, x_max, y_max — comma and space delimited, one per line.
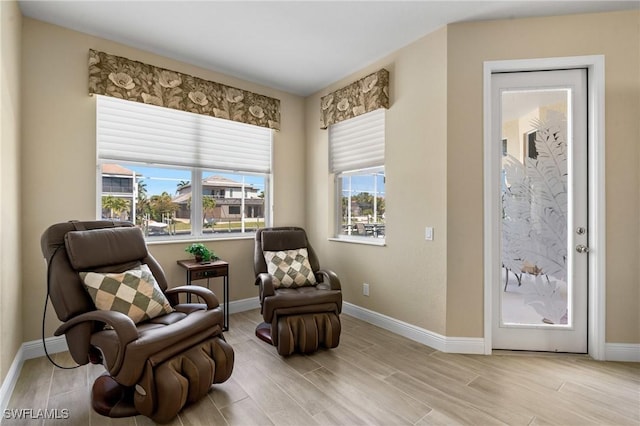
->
483, 56, 606, 359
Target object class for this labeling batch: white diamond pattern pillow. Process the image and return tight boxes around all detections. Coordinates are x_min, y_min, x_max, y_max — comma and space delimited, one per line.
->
264, 248, 317, 289
80, 264, 174, 324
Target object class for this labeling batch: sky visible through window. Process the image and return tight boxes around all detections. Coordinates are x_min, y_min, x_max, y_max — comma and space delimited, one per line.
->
341, 172, 386, 196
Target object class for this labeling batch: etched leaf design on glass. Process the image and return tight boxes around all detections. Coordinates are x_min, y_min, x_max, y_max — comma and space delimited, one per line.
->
522, 275, 567, 325
502, 112, 568, 323
526, 113, 568, 280
502, 155, 531, 273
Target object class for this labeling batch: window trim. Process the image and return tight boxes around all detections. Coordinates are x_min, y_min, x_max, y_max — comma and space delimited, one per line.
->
333, 166, 385, 243
328, 236, 386, 247
96, 161, 272, 242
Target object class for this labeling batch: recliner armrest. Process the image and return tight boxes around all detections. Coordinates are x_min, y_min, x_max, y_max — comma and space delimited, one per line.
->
316, 269, 342, 291
54, 310, 139, 347
165, 286, 219, 309
255, 273, 275, 300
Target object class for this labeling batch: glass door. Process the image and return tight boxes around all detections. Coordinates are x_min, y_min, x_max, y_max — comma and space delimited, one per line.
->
492, 69, 588, 353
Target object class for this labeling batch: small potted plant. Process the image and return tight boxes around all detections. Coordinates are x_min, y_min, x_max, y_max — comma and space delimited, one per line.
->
185, 243, 217, 263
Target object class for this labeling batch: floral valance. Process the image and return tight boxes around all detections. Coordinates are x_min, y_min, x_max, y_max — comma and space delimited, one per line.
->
320, 68, 389, 129
88, 49, 280, 130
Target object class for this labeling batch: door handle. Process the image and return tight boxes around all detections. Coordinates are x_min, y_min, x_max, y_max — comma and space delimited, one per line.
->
576, 244, 589, 254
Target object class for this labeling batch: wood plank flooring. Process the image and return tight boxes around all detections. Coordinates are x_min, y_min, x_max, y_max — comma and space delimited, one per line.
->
3, 309, 639, 425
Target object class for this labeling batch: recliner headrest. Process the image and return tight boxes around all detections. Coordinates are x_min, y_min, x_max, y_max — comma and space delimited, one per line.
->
261, 228, 307, 252
65, 227, 148, 270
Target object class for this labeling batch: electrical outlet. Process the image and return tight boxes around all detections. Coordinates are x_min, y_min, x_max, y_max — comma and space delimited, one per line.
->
363, 283, 370, 296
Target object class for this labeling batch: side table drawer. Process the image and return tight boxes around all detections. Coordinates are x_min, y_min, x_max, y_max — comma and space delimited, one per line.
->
191, 267, 228, 281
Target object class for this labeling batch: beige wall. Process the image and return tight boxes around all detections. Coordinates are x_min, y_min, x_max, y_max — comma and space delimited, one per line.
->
0, 0, 23, 384
305, 27, 449, 334
21, 18, 306, 341
446, 10, 640, 342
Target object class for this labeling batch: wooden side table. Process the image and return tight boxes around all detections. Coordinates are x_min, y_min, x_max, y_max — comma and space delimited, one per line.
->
176, 259, 229, 331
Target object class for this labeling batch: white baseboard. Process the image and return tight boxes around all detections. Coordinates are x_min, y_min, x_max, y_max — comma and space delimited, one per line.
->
0, 345, 25, 414
22, 335, 69, 360
228, 296, 260, 314
231, 298, 486, 355
342, 302, 485, 354
344, 303, 640, 362
0, 336, 69, 413
605, 343, 640, 362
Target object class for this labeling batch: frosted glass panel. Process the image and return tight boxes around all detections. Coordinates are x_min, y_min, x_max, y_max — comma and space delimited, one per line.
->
500, 89, 570, 327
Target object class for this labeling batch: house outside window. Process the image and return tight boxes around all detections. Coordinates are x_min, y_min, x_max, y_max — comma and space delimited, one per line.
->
172, 174, 266, 235
100, 164, 136, 222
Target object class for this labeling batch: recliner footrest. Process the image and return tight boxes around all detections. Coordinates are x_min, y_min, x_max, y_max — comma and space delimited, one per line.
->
132, 335, 234, 424
275, 313, 340, 356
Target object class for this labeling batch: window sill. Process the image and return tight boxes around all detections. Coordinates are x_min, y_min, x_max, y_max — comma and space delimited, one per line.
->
146, 233, 255, 246
328, 236, 386, 247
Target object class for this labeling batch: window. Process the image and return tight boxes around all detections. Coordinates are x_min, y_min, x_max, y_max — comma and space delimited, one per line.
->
329, 109, 385, 241
96, 96, 272, 240
102, 176, 133, 193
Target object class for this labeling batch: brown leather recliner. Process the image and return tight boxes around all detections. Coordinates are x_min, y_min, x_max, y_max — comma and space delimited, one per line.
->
41, 221, 234, 423
254, 227, 342, 356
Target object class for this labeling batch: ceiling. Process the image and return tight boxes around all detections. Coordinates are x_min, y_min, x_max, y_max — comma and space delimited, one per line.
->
18, 1, 639, 96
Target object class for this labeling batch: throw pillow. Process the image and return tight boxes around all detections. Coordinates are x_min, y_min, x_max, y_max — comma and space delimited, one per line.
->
263, 248, 317, 288
80, 264, 174, 324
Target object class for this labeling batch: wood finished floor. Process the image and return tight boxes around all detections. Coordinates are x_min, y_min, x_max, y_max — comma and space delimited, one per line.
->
3, 309, 639, 426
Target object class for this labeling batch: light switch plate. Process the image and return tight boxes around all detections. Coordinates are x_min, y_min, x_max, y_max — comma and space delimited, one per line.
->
425, 227, 434, 241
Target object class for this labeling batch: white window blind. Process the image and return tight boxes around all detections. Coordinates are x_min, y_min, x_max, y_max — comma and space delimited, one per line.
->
97, 95, 272, 174
329, 108, 385, 173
